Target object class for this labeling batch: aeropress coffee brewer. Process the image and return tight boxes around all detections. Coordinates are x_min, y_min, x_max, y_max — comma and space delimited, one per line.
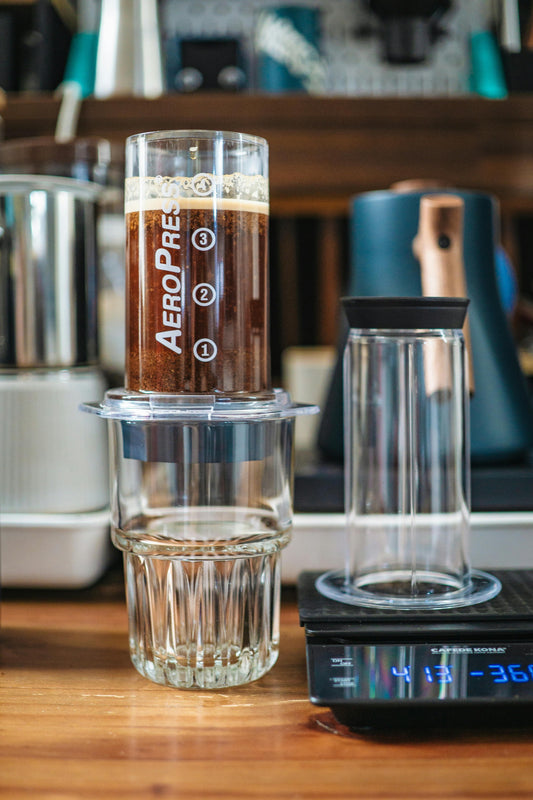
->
298, 295, 533, 730
83, 130, 316, 689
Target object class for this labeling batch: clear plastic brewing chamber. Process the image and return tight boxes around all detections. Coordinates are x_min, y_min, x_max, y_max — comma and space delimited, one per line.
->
317, 297, 501, 610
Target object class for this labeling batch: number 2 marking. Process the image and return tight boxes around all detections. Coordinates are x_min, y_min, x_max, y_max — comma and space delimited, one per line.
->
192, 283, 216, 306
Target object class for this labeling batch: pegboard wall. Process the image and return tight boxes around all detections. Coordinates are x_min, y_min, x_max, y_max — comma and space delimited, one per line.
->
160, 0, 493, 96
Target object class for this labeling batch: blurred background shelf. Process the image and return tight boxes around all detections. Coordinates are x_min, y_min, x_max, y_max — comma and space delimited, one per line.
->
5, 93, 533, 213
4, 92, 533, 378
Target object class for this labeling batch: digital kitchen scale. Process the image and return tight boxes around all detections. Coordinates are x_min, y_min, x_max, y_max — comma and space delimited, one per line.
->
298, 570, 533, 730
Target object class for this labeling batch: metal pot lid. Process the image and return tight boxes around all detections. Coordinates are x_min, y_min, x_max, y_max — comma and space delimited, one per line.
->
0, 173, 102, 198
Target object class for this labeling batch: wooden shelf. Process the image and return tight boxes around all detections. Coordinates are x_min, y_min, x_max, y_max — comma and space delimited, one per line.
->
4, 92, 533, 349
5, 93, 533, 214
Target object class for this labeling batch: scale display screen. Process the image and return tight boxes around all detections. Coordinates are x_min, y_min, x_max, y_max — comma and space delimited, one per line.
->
308, 643, 533, 703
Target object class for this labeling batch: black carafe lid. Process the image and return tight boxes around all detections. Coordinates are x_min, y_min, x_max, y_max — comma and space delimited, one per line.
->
342, 296, 469, 330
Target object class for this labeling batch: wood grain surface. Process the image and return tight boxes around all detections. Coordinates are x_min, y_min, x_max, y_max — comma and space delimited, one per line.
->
2, 566, 533, 799
5, 94, 533, 215
4, 93, 533, 355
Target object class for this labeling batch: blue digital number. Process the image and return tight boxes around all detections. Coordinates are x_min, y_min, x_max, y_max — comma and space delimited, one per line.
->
391, 666, 411, 683
422, 666, 453, 683
508, 665, 529, 683
434, 665, 453, 683
488, 664, 533, 683
488, 664, 509, 683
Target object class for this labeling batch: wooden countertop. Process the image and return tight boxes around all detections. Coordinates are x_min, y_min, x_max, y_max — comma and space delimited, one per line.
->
3, 566, 533, 799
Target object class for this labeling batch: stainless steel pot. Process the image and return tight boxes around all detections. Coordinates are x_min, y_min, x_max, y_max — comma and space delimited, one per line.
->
0, 174, 101, 367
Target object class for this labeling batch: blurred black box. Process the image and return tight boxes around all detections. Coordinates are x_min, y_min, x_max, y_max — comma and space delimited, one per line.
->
166, 37, 247, 92
0, 0, 72, 92
500, 48, 533, 92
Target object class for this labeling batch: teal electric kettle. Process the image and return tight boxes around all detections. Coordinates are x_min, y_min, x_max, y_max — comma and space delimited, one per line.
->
318, 188, 533, 464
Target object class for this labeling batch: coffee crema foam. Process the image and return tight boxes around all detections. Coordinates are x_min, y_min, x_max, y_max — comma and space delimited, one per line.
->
125, 196, 269, 215
125, 174, 269, 215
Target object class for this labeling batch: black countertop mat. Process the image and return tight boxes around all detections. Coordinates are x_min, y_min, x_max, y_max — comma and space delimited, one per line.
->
294, 455, 533, 514
298, 569, 533, 625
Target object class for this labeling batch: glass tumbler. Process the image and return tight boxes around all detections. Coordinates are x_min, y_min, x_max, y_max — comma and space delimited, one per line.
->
85, 389, 314, 688
317, 297, 501, 610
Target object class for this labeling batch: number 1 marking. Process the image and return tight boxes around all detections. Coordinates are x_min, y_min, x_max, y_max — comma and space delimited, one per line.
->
193, 338, 217, 362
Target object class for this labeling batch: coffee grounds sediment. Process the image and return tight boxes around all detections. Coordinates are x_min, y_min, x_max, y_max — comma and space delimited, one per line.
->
126, 204, 270, 395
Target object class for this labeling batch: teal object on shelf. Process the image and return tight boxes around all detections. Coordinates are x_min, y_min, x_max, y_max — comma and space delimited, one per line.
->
469, 31, 508, 99
256, 5, 326, 93
63, 31, 98, 97
318, 189, 533, 465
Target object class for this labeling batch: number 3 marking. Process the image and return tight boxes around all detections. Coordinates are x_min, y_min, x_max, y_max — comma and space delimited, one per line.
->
192, 228, 216, 251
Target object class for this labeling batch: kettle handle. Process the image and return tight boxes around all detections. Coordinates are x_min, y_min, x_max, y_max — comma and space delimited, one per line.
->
413, 194, 475, 394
